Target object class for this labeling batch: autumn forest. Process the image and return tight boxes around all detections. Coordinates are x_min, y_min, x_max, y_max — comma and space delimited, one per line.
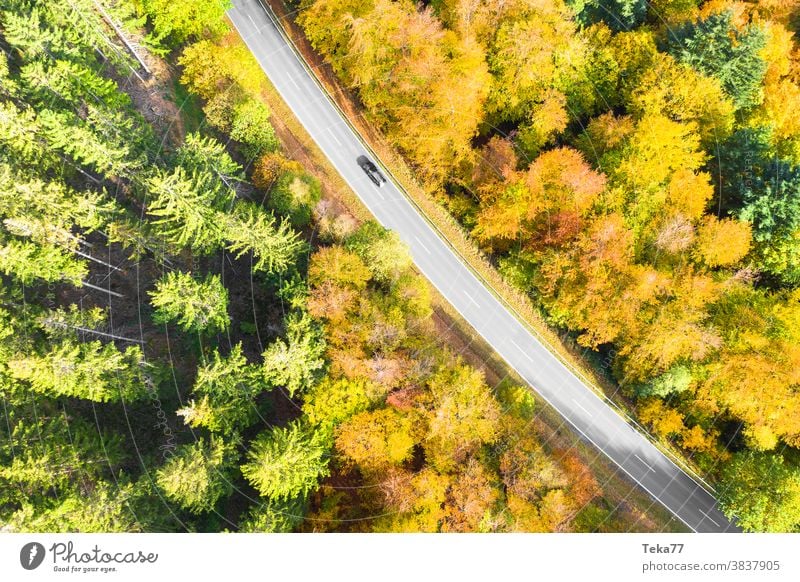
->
0, 0, 799, 535
298, 0, 800, 531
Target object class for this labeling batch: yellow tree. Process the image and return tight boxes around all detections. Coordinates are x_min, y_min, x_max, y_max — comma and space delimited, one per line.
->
537, 213, 645, 348
423, 363, 501, 471
441, 459, 502, 532
694, 216, 752, 267
302, 0, 490, 184
471, 135, 518, 191
335, 408, 421, 475
473, 147, 604, 249
613, 114, 712, 237
629, 53, 735, 145
749, 22, 800, 163
698, 288, 800, 450
485, 1, 586, 123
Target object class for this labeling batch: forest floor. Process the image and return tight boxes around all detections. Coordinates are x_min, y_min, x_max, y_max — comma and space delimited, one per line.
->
71, 43, 302, 483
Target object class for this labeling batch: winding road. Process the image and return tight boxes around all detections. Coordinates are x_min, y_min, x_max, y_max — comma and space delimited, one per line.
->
228, 0, 739, 533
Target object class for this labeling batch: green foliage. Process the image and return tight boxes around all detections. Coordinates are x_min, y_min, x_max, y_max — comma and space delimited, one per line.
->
720, 129, 800, 239
156, 438, 236, 514
276, 272, 310, 311
146, 166, 233, 252
241, 422, 331, 500
302, 376, 374, 431
138, 0, 232, 48
571, 502, 623, 532
176, 132, 243, 186
0, 0, 331, 535
0, 159, 118, 286
237, 496, 307, 532
0, 239, 87, 286
0, 101, 51, 168
0, 162, 117, 233
344, 221, 413, 284
571, 0, 648, 32
0, 413, 123, 506
4, 481, 143, 533
36, 305, 108, 340
7, 340, 148, 402
230, 99, 280, 159
268, 170, 322, 228
496, 382, 536, 421
1, 0, 139, 75
223, 201, 306, 274
178, 37, 280, 165
262, 311, 326, 397
39, 108, 143, 178
634, 365, 692, 398
665, 11, 767, 111
20, 58, 131, 110
719, 452, 800, 532
178, 344, 267, 435
717, 127, 800, 283
149, 271, 230, 333
1, 8, 157, 177
3, 0, 743, 534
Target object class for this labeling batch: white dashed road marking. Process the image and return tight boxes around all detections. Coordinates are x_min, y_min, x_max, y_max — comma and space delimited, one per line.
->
463, 289, 480, 307
510, 339, 535, 363
414, 236, 431, 255
634, 454, 656, 473
327, 127, 342, 147
572, 398, 593, 418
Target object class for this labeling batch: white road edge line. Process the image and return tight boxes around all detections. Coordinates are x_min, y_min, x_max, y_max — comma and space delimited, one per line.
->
231, 10, 701, 533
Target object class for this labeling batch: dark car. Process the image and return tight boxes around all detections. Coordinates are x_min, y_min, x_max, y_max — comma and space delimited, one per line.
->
357, 155, 387, 188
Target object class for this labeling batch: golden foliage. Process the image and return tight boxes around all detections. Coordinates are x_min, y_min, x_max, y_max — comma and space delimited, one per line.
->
694, 216, 752, 267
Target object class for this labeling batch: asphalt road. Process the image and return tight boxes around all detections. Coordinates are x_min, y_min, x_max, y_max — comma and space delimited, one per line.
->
228, 0, 739, 533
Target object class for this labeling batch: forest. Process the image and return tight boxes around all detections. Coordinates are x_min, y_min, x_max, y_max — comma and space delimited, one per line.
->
296, 0, 800, 531
0, 0, 659, 533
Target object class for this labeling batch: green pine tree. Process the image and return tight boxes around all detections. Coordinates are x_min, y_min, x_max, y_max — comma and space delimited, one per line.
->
149, 271, 230, 333
156, 437, 236, 514
241, 422, 330, 500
